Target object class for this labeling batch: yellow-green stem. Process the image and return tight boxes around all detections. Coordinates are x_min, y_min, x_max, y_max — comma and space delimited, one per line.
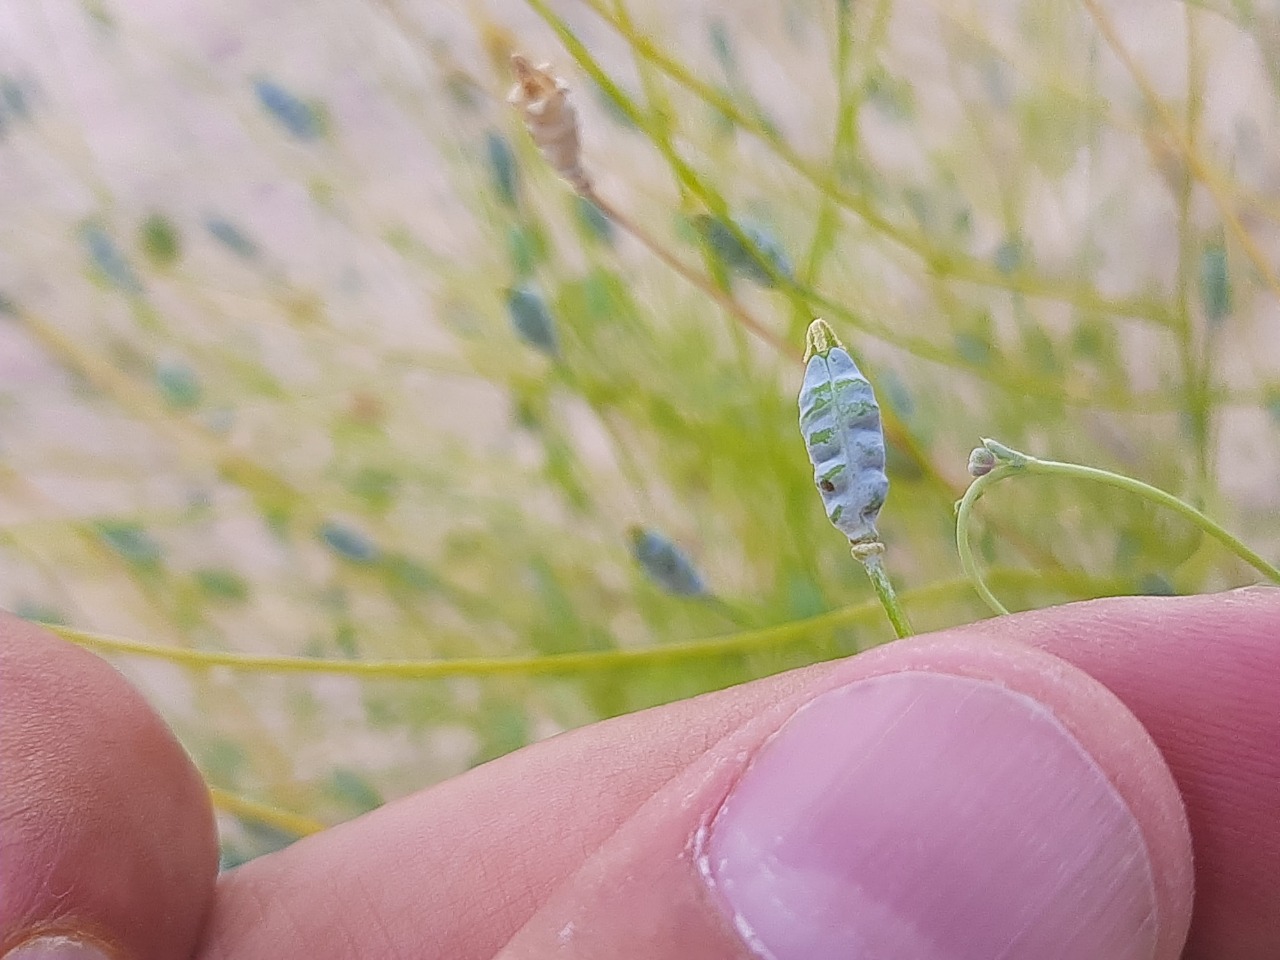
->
209, 785, 327, 837
45, 570, 1126, 679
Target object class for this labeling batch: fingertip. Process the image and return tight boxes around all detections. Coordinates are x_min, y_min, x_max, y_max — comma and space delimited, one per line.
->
0, 614, 218, 960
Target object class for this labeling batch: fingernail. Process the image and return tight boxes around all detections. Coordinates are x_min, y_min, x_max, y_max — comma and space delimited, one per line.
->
4, 936, 112, 960
701, 672, 1158, 960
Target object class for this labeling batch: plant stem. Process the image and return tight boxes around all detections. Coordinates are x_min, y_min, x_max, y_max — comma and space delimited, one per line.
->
859, 548, 914, 638
209, 785, 326, 837
956, 442, 1280, 616
53, 569, 1126, 679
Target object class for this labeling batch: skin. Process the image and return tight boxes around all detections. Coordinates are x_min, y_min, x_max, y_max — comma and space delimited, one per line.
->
0, 588, 1277, 960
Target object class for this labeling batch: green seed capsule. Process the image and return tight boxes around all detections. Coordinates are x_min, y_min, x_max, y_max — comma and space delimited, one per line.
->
140, 214, 181, 267
1200, 239, 1231, 324
205, 217, 258, 259
82, 224, 142, 293
799, 320, 887, 544
253, 77, 325, 140
693, 214, 792, 288
319, 522, 380, 564
485, 130, 520, 208
155, 361, 202, 410
629, 526, 708, 597
506, 284, 560, 358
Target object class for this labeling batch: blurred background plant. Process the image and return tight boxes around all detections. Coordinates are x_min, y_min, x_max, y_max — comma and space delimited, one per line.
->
1, 0, 1277, 864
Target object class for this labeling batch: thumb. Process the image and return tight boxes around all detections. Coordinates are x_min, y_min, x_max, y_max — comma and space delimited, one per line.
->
0, 613, 218, 960
200, 596, 1222, 960
498, 621, 1193, 960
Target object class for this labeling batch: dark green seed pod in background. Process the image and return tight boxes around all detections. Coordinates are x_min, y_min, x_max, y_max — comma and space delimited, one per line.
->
82, 224, 142, 293
506, 284, 560, 358
629, 526, 708, 597
485, 130, 520, 208
692, 214, 793, 288
204, 217, 259, 260
574, 195, 614, 246
155, 360, 202, 410
1200, 238, 1231, 324
799, 319, 888, 544
253, 77, 326, 140
140, 214, 181, 267
319, 521, 380, 564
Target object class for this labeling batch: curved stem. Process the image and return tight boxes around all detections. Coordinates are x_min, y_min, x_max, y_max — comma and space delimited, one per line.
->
955, 465, 1016, 616
956, 444, 1280, 616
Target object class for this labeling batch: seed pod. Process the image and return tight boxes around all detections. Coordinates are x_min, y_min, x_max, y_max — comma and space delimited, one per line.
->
485, 130, 520, 207
139, 213, 181, 267
575, 195, 614, 246
506, 284, 560, 358
693, 214, 793, 288
253, 77, 325, 140
319, 521, 380, 564
204, 217, 259, 259
82, 224, 142, 293
1200, 238, 1231, 324
507, 55, 590, 194
155, 360, 202, 410
629, 526, 708, 597
799, 319, 888, 544
95, 520, 162, 567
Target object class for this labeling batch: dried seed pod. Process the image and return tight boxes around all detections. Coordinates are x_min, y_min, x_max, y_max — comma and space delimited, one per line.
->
507, 55, 590, 194
799, 319, 888, 545
629, 526, 708, 597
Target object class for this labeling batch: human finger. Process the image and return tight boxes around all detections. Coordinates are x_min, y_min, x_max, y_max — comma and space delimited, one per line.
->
0, 613, 218, 960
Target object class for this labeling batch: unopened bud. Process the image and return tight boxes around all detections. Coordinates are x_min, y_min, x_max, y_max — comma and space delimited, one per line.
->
968, 446, 998, 477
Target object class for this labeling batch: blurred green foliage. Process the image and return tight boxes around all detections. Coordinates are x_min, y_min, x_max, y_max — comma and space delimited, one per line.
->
1, 0, 1277, 858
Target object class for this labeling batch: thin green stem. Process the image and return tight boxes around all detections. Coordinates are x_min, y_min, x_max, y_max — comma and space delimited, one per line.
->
955, 465, 1016, 616
859, 549, 914, 638
46, 569, 1122, 679
956, 442, 1280, 616
209, 786, 327, 837
1177, 6, 1212, 504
